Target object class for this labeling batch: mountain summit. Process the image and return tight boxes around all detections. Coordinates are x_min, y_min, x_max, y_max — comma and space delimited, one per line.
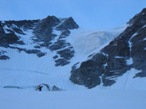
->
0, 16, 79, 66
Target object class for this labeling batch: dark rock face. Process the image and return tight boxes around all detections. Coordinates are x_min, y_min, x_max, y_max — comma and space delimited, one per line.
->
57, 17, 79, 30
32, 16, 79, 66
0, 20, 39, 47
102, 38, 130, 57
0, 22, 19, 47
33, 16, 59, 42
0, 50, 9, 60
70, 60, 101, 88
33, 16, 78, 43
3, 20, 39, 30
37, 52, 46, 57
59, 30, 71, 39
70, 8, 146, 88
55, 58, 70, 66
49, 40, 69, 50
0, 55, 9, 60
57, 48, 74, 60
0, 22, 5, 34
4, 32, 19, 44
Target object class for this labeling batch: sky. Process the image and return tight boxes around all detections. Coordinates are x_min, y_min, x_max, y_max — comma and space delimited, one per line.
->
1, 0, 146, 30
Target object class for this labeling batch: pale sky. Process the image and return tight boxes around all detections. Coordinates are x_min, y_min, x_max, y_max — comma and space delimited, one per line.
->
1, 0, 146, 30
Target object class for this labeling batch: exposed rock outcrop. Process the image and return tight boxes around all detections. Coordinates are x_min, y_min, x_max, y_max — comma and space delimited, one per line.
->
70, 8, 146, 88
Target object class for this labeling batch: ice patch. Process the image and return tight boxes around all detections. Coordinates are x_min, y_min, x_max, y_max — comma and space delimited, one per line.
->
126, 57, 133, 65
143, 37, 146, 41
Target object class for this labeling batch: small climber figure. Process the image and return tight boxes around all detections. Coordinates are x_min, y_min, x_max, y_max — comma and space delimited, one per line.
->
36, 83, 50, 91
36, 85, 43, 91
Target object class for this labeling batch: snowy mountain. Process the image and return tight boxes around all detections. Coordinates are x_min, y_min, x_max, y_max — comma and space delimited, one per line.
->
1, 8, 146, 109
70, 8, 146, 89
1, 8, 146, 91
0, 15, 116, 90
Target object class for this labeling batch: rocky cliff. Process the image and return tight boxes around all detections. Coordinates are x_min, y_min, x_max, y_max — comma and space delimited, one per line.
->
70, 8, 146, 88
0, 16, 79, 66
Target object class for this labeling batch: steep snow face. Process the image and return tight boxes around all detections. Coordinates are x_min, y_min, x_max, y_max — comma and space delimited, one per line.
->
68, 31, 115, 55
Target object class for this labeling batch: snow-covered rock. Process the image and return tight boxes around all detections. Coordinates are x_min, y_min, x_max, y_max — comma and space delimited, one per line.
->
70, 8, 146, 88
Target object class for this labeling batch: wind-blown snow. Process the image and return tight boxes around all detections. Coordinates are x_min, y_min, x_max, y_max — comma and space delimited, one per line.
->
68, 30, 115, 55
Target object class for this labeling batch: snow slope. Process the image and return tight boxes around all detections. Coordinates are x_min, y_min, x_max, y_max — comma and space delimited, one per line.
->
0, 89, 146, 109
111, 68, 146, 90
0, 28, 116, 90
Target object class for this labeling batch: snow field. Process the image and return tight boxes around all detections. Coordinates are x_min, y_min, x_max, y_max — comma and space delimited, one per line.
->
0, 89, 146, 109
